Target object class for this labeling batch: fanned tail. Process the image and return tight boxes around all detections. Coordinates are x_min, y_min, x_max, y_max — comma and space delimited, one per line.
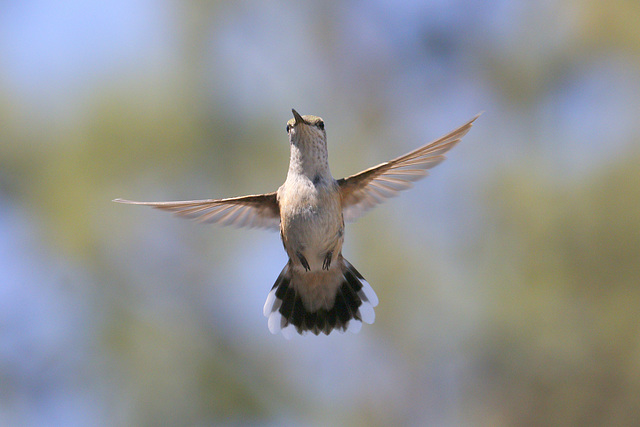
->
263, 259, 378, 338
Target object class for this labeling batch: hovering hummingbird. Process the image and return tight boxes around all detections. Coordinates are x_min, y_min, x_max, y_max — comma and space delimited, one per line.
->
115, 110, 478, 337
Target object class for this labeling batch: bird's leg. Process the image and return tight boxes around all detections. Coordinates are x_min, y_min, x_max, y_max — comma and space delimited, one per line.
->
322, 250, 333, 271
297, 251, 311, 272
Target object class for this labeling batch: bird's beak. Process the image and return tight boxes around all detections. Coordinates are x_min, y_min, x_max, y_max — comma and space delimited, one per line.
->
292, 109, 304, 125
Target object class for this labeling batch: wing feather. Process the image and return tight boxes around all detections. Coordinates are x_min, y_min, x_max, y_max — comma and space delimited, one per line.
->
338, 114, 479, 222
113, 192, 280, 230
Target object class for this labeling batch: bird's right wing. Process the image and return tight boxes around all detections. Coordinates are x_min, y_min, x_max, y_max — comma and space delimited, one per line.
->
338, 115, 479, 222
113, 192, 280, 230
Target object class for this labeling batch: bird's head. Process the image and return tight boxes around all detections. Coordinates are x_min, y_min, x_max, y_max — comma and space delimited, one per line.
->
286, 109, 326, 148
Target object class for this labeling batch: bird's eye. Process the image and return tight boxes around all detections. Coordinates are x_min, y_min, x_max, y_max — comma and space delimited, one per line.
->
317, 121, 324, 130
286, 124, 291, 133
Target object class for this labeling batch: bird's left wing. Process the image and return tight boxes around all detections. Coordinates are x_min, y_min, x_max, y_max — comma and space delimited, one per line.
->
114, 192, 280, 230
338, 114, 479, 222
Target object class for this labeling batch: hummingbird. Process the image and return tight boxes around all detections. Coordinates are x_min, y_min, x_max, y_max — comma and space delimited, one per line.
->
114, 109, 478, 337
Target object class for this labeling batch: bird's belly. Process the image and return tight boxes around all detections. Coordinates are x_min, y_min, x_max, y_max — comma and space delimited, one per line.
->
285, 211, 338, 247
280, 189, 343, 271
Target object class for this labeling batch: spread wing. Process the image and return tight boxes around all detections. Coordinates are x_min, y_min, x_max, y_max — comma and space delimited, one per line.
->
338, 114, 479, 222
113, 192, 280, 230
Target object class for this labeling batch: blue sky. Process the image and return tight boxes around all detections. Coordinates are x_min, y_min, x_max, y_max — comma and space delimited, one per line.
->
2, 0, 640, 424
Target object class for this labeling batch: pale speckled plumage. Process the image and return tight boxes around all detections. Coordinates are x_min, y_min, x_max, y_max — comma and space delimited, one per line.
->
114, 109, 479, 337
276, 112, 345, 315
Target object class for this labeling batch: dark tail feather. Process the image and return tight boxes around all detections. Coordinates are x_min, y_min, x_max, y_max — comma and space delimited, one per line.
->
263, 260, 378, 337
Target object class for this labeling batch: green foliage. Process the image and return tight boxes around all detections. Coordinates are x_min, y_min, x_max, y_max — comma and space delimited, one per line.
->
471, 149, 640, 426
3, 0, 640, 425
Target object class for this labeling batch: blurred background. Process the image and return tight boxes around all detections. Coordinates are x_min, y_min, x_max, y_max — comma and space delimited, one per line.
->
1, 0, 639, 425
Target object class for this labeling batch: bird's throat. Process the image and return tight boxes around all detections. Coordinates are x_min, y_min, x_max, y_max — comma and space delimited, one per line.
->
287, 143, 331, 180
